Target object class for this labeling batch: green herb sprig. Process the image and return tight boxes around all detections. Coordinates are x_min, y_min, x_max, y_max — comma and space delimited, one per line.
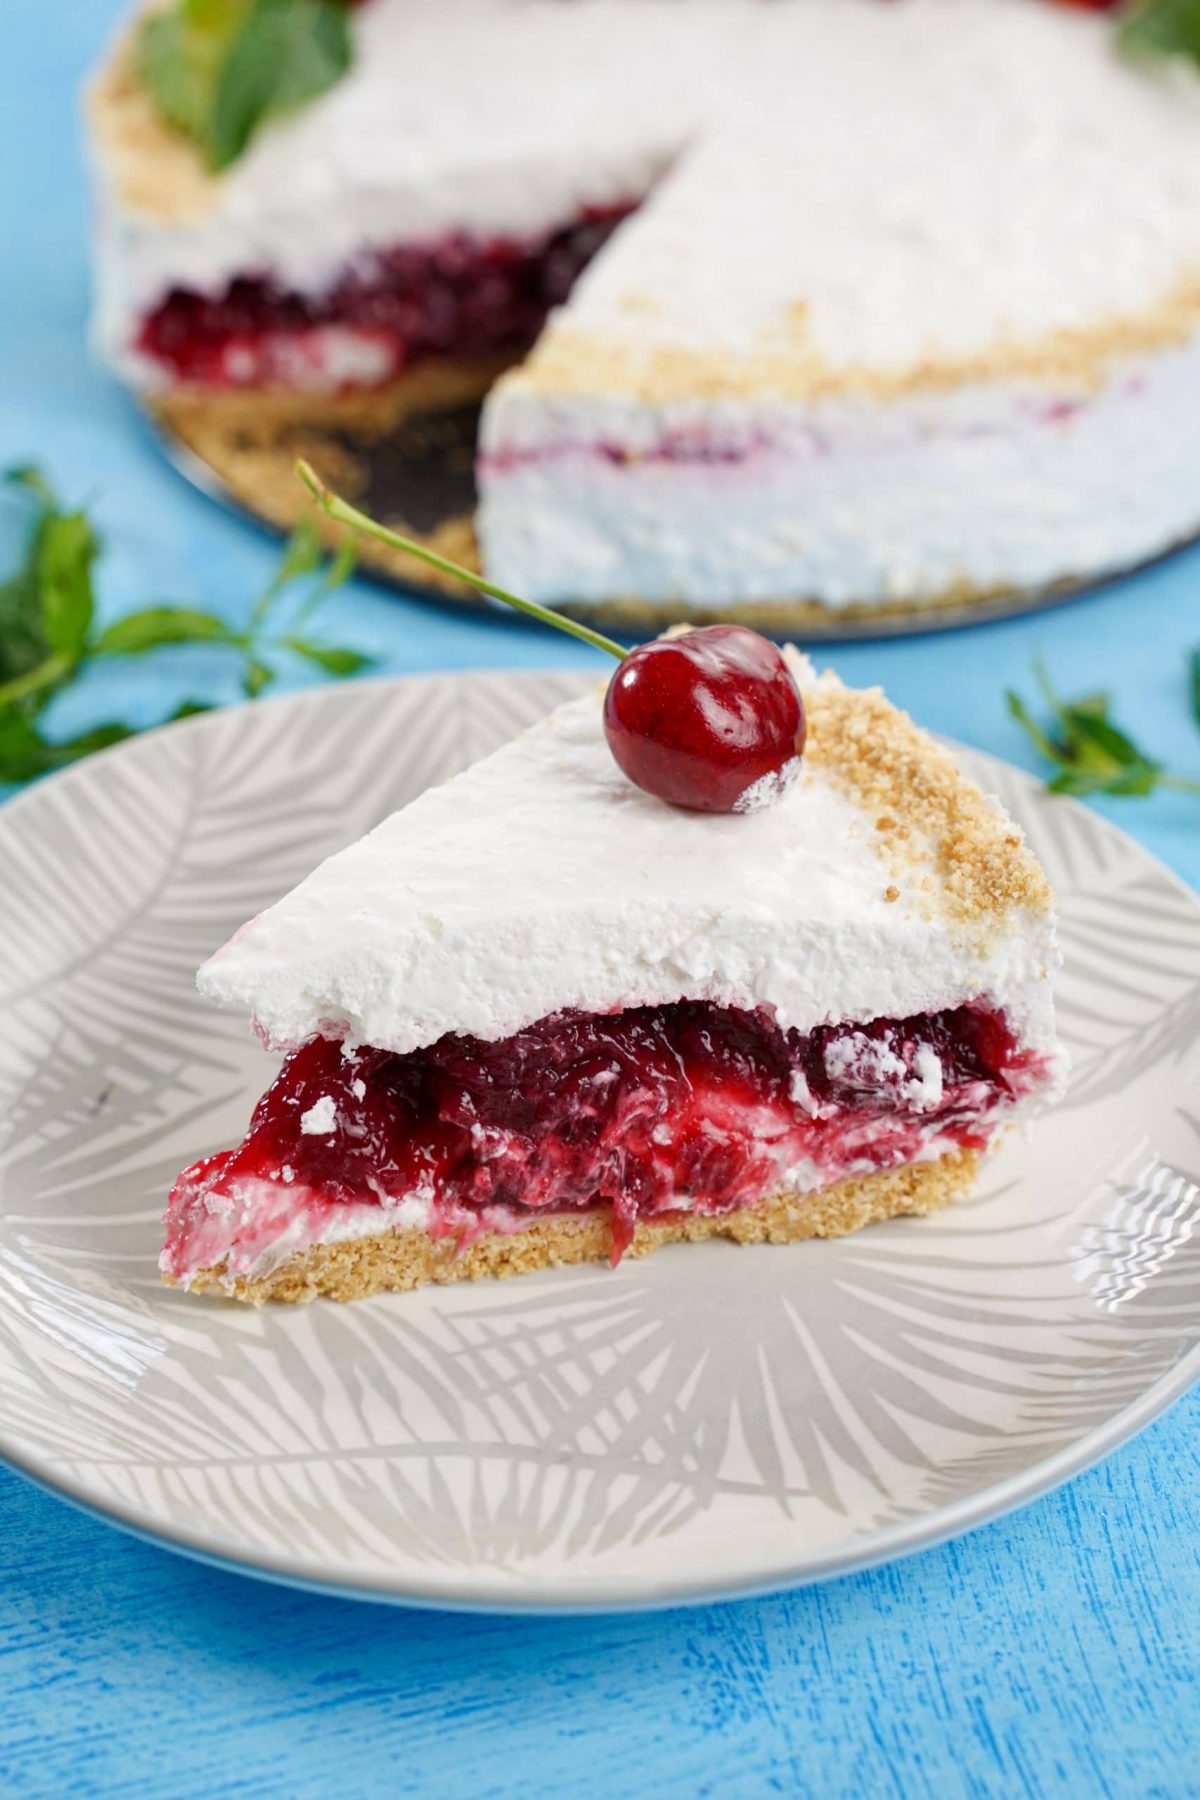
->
137, 0, 353, 173
0, 466, 368, 783
1007, 657, 1200, 799
1119, 0, 1200, 65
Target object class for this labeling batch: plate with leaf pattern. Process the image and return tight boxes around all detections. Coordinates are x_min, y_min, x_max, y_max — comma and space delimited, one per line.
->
0, 671, 1197, 1611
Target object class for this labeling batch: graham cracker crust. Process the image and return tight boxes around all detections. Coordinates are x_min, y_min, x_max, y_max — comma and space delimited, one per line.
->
510, 271, 1200, 408
150, 366, 507, 596
167, 1147, 979, 1306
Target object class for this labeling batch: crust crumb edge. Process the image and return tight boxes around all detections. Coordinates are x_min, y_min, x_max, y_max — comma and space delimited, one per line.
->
165, 1148, 979, 1306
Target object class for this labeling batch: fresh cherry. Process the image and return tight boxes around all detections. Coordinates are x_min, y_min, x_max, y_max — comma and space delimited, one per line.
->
297, 465, 809, 816
602, 625, 806, 814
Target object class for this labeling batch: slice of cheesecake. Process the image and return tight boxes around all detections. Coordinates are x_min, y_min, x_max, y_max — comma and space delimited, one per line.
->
162, 655, 1064, 1304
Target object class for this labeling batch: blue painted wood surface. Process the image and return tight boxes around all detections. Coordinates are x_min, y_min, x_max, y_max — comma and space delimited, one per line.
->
2, 3, 1198, 1793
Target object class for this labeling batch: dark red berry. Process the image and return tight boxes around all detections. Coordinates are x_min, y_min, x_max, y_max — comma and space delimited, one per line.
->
602, 625, 806, 814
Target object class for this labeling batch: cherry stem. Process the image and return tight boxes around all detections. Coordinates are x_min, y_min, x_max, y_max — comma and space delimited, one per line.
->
295, 461, 627, 662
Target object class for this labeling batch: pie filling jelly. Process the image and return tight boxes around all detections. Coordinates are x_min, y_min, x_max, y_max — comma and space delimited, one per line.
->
164, 999, 1052, 1282
137, 205, 632, 388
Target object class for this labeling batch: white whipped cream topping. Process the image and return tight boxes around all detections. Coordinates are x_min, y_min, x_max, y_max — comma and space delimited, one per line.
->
198, 666, 1061, 1061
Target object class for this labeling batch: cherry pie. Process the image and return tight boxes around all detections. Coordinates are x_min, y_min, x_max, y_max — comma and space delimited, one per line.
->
163, 655, 1064, 1302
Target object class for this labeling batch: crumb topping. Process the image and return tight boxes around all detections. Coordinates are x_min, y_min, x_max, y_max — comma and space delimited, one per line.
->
803, 681, 1052, 924
507, 271, 1200, 406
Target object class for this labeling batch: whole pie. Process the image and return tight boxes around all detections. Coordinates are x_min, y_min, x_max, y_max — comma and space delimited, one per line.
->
162, 655, 1066, 1303
86, 0, 1200, 626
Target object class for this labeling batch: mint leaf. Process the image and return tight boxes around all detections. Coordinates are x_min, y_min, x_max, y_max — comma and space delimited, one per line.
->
0, 710, 132, 782
0, 468, 94, 702
243, 657, 274, 698
0, 461, 368, 784
137, 0, 351, 171
0, 472, 57, 686
1009, 659, 1200, 799
209, 0, 351, 170
0, 563, 47, 689
1046, 766, 1112, 799
1062, 707, 1160, 782
1006, 690, 1060, 765
36, 509, 98, 660
138, 12, 214, 144
284, 637, 371, 676
137, 0, 252, 145
94, 606, 236, 656
0, 708, 53, 781
1120, 0, 1200, 62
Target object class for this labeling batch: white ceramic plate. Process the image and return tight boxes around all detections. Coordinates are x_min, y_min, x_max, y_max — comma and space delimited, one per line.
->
1, 673, 1197, 1613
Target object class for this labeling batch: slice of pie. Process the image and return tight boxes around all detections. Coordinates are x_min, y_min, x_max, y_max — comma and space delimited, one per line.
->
162, 655, 1064, 1304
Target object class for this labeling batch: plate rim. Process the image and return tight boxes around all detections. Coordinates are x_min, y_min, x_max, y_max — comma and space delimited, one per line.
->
0, 1337, 1196, 1615
1, 670, 1198, 1614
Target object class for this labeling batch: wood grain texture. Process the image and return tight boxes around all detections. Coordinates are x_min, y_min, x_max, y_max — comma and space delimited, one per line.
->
1, 1394, 1198, 1799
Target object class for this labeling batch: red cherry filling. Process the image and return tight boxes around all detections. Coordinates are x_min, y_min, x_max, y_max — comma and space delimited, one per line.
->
602, 626, 807, 814
137, 207, 631, 387
164, 999, 1052, 1280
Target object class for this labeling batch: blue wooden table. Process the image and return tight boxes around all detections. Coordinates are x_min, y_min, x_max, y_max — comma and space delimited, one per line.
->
3, 4, 1198, 1793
